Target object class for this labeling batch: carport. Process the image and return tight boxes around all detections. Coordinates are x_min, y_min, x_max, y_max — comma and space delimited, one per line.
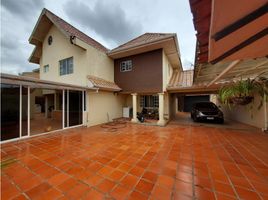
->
182, 0, 268, 131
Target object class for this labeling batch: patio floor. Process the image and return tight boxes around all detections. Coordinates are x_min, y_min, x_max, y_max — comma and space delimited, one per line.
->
1, 123, 268, 200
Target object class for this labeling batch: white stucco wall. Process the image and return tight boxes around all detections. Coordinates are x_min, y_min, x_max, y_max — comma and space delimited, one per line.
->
86, 91, 126, 126
216, 93, 266, 129
40, 25, 114, 86
162, 50, 173, 92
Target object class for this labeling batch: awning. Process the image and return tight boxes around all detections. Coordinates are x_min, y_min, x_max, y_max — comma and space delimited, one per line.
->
1, 73, 93, 91
87, 75, 121, 92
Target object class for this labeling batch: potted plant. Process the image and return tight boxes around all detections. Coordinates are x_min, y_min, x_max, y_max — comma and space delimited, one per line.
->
218, 76, 268, 109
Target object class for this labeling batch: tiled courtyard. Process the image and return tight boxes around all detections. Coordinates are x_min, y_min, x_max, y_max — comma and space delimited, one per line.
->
1, 123, 268, 200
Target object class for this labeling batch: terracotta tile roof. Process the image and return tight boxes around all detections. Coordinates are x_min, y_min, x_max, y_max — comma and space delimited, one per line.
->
168, 70, 193, 88
109, 33, 176, 53
87, 75, 121, 91
45, 9, 108, 53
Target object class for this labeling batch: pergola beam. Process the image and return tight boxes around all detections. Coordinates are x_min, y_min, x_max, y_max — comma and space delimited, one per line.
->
207, 60, 241, 87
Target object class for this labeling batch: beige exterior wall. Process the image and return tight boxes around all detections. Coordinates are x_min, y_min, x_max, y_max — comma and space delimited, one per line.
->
216, 93, 266, 129
162, 50, 173, 92
40, 25, 114, 87
86, 91, 126, 126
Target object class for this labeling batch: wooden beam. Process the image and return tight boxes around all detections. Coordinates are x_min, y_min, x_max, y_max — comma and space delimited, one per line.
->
211, 28, 268, 64
235, 59, 268, 77
213, 3, 268, 41
207, 60, 241, 87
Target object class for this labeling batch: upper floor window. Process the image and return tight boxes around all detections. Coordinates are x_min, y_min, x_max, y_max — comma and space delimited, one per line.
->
43, 65, 49, 73
59, 57, 73, 76
120, 60, 132, 72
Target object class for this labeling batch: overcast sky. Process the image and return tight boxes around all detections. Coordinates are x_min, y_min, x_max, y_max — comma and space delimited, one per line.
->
1, 0, 196, 74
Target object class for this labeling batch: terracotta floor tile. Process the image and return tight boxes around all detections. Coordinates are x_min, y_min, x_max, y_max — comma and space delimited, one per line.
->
235, 186, 262, 200
11, 194, 28, 200
229, 175, 253, 190
57, 178, 78, 193
194, 187, 216, 200
65, 182, 89, 199
194, 176, 213, 190
214, 181, 236, 197
108, 170, 126, 182
142, 171, 158, 183
216, 192, 237, 200
173, 193, 193, 200
128, 190, 148, 200
84, 174, 104, 187
36, 188, 63, 200
1, 181, 20, 200
48, 172, 70, 187
83, 189, 105, 200
151, 185, 172, 200
121, 174, 139, 189
135, 179, 154, 194
117, 163, 133, 172
175, 180, 193, 197
156, 175, 174, 188
25, 182, 52, 200
129, 166, 145, 177
96, 179, 116, 193
98, 166, 114, 177
16, 175, 43, 191
176, 171, 193, 183
110, 185, 131, 200
2, 123, 267, 200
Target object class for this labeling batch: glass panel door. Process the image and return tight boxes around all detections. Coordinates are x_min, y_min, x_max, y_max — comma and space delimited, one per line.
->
1, 84, 20, 141
64, 90, 83, 127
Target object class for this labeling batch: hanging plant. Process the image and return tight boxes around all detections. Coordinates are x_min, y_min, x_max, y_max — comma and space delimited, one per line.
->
218, 76, 268, 109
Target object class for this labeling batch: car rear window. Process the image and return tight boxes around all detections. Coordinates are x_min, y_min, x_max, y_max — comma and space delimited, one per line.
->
195, 102, 217, 109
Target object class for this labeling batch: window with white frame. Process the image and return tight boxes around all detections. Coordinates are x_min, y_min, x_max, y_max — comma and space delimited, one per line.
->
59, 57, 73, 76
140, 95, 159, 108
43, 65, 49, 73
120, 60, 132, 72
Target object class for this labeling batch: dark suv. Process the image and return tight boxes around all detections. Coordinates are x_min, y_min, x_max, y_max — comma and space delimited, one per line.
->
191, 102, 224, 123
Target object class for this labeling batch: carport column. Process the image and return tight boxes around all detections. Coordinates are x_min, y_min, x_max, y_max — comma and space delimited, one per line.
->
157, 93, 165, 126
131, 93, 138, 123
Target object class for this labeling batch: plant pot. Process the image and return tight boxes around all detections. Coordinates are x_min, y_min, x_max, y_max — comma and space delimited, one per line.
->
230, 96, 254, 105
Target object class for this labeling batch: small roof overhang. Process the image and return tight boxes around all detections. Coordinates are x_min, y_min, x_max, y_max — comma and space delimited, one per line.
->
108, 35, 182, 70
87, 75, 122, 92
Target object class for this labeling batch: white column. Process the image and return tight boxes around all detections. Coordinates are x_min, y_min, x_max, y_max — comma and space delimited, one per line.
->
131, 93, 138, 123
62, 90, 65, 129
157, 93, 165, 126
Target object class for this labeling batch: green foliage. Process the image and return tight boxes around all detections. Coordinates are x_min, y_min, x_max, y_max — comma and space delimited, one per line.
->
218, 76, 268, 109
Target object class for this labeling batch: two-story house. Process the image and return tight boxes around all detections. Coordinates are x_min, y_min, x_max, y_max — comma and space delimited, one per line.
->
0, 8, 182, 142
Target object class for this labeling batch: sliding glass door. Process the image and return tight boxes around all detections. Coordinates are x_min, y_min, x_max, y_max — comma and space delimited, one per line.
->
64, 90, 83, 127
1, 84, 20, 141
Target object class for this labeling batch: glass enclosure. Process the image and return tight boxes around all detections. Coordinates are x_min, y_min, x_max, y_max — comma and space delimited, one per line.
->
0, 83, 85, 142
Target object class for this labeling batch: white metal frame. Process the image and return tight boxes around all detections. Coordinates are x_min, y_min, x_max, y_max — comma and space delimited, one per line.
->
1, 85, 86, 144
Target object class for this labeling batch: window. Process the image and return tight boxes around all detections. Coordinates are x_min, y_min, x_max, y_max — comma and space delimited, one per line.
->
120, 60, 132, 72
43, 65, 49, 73
140, 95, 159, 108
59, 57, 73, 76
